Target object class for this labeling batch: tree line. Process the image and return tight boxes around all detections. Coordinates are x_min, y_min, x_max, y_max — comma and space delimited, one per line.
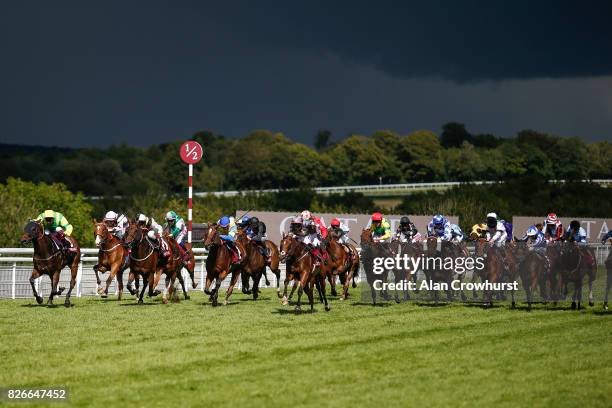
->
1, 123, 610, 196
1, 177, 609, 248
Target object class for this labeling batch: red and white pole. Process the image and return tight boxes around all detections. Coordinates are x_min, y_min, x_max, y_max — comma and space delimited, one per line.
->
179, 140, 203, 245
188, 163, 193, 244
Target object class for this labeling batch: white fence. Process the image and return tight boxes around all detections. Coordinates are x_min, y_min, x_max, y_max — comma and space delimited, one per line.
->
0, 245, 609, 299
198, 179, 612, 197
0, 248, 287, 299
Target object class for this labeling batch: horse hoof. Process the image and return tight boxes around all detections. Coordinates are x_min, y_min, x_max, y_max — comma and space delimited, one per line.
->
36, 296, 43, 305
223, 300, 228, 306
325, 306, 330, 312
571, 301, 577, 310
295, 306, 302, 313
138, 299, 144, 305
511, 301, 516, 309
192, 283, 198, 289
589, 301, 594, 307
152, 290, 161, 297
64, 300, 71, 307
101, 293, 108, 299
277, 291, 282, 299
605, 303, 609, 311
185, 295, 190, 300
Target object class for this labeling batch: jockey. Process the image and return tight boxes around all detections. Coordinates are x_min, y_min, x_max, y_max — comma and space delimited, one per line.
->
218, 215, 241, 263
300, 210, 328, 265
602, 230, 612, 244
522, 226, 547, 253
165, 211, 187, 250
35, 209, 76, 252
485, 212, 507, 247
543, 213, 563, 242
564, 220, 587, 244
395, 216, 422, 243
245, 216, 270, 262
136, 213, 169, 256
329, 218, 350, 244
470, 223, 487, 240
103, 210, 129, 240
428, 215, 451, 240
370, 212, 391, 242
289, 216, 305, 237
236, 216, 251, 231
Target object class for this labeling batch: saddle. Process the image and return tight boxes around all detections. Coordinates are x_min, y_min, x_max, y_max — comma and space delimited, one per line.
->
225, 241, 243, 264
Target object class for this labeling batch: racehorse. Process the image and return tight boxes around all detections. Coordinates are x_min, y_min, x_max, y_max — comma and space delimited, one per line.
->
423, 236, 453, 304
123, 222, 163, 304
202, 224, 246, 306
360, 228, 391, 305
93, 221, 134, 300
327, 231, 360, 300
324, 237, 350, 298
388, 239, 421, 302
239, 238, 282, 298
557, 241, 596, 310
20, 220, 80, 306
279, 234, 329, 312
235, 230, 266, 301
514, 241, 547, 311
473, 238, 505, 307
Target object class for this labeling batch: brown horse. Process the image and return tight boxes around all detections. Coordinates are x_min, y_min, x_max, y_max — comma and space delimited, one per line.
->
324, 237, 350, 298
148, 233, 190, 303
514, 241, 547, 310
203, 224, 246, 306
360, 228, 391, 305
239, 238, 282, 298
93, 221, 135, 300
387, 240, 421, 302
20, 220, 80, 307
557, 242, 596, 310
124, 222, 162, 304
327, 233, 360, 300
473, 239, 505, 307
235, 230, 266, 301
279, 234, 329, 312
423, 236, 454, 304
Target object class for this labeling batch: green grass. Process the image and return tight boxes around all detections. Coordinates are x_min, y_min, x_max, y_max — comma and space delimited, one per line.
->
0, 287, 610, 408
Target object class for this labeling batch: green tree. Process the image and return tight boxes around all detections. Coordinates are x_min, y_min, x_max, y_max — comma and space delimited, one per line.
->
399, 130, 444, 181
0, 178, 94, 247
440, 122, 472, 148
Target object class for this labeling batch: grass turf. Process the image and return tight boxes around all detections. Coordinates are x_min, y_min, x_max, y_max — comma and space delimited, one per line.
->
0, 287, 610, 408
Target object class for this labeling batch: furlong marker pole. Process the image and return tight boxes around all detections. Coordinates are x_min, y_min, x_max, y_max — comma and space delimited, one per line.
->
188, 163, 193, 244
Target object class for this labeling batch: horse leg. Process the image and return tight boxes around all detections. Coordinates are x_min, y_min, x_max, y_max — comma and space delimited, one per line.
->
150, 269, 162, 297
93, 265, 102, 294
305, 281, 315, 313
187, 261, 198, 289
127, 271, 138, 296
282, 273, 291, 305
274, 268, 282, 298
317, 274, 330, 311
605, 268, 611, 310
224, 270, 241, 305
102, 267, 117, 299
116, 270, 124, 301
295, 281, 304, 313
252, 271, 261, 301
588, 272, 595, 307
212, 275, 223, 307
204, 271, 214, 295
138, 274, 149, 304
328, 273, 337, 297
177, 271, 190, 300
64, 263, 77, 307
289, 280, 298, 300
241, 270, 252, 295
29, 269, 44, 305
48, 271, 60, 305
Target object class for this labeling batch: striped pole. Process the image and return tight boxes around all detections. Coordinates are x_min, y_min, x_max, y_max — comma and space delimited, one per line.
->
188, 163, 193, 244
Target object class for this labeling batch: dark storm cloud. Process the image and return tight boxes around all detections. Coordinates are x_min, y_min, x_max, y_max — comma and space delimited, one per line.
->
207, 0, 612, 82
0, 1, 611, 148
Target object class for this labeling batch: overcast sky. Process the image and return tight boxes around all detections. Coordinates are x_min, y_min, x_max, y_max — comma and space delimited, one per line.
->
1, 0, 611, 147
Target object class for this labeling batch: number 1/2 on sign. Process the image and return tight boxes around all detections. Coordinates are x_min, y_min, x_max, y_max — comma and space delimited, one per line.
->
180, 141, 203, 165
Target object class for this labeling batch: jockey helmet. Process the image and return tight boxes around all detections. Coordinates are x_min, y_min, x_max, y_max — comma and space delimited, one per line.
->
371, 212, 383, 222
301, 210, 312, 220
569, 220, 580, 230
527, 226, 538, 237
136, 213, 147, 224
249, 217, 259, 226
240, 216, 250, 225
546, 213, 558, 224
486, 212, 497, 228
219, 216, 230, 228
104, 210, 118, 221
433, 214, 444, 226
331, 218, 340, 227
400, 216, 410, 225
166, 211, 177, 221
292, 216, 303, 225
43, 209, 55, 219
